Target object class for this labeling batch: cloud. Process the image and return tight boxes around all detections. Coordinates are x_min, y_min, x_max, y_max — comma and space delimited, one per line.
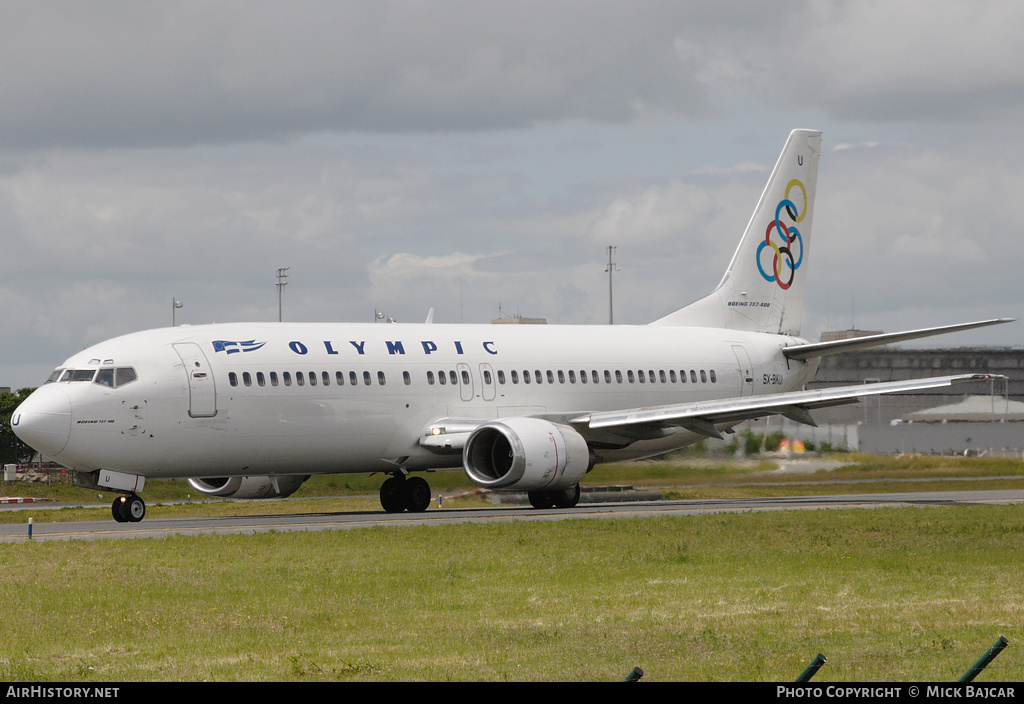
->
0, 1, 710, 149
2, 1, 1023, 389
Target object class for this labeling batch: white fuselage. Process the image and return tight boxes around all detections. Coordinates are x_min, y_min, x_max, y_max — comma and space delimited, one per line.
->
15, 321, 817, 479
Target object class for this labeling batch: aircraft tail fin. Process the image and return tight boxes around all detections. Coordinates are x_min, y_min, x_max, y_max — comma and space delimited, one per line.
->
652, 129, 822, 335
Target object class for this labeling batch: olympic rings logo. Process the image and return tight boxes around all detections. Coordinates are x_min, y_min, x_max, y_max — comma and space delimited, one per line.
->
756, 179, 806, 290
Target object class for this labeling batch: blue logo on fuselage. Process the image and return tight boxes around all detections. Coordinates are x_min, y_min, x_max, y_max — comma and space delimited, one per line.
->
212, 340, 267, 355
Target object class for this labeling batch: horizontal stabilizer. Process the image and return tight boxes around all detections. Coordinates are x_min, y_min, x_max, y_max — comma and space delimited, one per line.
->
783, 319, 1014, 361
571, 374, 1004, 437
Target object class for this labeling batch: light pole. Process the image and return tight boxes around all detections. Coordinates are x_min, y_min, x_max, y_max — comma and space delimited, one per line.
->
172, 298, 183, 326
276, 267, 289, 322
605, 246, 619, 324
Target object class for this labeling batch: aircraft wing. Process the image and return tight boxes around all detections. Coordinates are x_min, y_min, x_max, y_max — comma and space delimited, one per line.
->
566, 373, 1003, 441
422, 373, 1003, 450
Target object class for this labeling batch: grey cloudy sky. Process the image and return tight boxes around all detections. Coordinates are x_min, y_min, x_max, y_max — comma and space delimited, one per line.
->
2, 0, 1022, 388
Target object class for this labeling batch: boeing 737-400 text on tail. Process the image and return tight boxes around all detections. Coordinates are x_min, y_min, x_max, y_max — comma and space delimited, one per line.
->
10, 130, 1012, 522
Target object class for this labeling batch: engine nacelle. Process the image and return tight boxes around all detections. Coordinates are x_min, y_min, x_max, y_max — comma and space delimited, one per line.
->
463, 417, 591, 492
187, 475, 309, 500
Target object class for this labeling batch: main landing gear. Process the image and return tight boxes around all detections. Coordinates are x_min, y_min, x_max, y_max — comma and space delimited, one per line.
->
379, 474, 432, 513
528, 485, 581, 509
112, 493, 146, 523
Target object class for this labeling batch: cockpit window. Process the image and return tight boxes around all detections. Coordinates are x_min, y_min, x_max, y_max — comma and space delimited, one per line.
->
61, 369, 97, 382
52, 366, 137, 388
116, 367, 137, 387
91, 367, 138, 389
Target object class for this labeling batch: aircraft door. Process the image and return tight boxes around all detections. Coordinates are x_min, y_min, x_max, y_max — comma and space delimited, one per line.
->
456, 363, 474, 402
731, 345, 755, 396
173, 343, 218, 417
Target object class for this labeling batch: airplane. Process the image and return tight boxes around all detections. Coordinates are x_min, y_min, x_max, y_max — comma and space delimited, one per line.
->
10, 129, 1012, 523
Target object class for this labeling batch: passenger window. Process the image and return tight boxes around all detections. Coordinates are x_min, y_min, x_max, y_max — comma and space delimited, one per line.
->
283, 372, 292, 386
690, 370, 697, 383
483, 370, 492, 384
363, 371, 372, 386
322, 371, 331, 386
243, 372, 252, 387
546, 370, 554, 384
403, 371, 411, 385
229, 372, 238, 387
378, 371, 387, 386
522, 370, 530, 384
461, 370, 470, 385
427, 371, 435, 385
558, 370, 565, 384
308, 371, 316, 386
615, 370, 622, 383
511, 370, 519, 384
670, 370, 677, 383
710, 370, 717, 383
497, 370, 506, 384
270, 372, 279, 386
349, 371, 358, 386
534, 370, 542, 384
296, 372, 305, 387
336, 371, 345, 386
257, 372, 266, 387
568, 370, 576, 383
438, 371, 446, 385
637, 370, 645, 383
700, 370, 707, 383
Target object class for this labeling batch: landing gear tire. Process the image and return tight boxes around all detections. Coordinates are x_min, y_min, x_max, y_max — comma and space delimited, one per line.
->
528, 490, 556, 509
529, 485, 581, 509
112, 494, 146, 523
380, 477, 407, 513
125, 494, 146, 522
552, 484, 581, 509
112, 497, 127, 522
404, 476, 431, 513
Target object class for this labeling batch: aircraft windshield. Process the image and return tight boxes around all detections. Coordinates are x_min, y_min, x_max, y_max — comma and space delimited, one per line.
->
60, 369, 96, 382
49, 367, 138, 388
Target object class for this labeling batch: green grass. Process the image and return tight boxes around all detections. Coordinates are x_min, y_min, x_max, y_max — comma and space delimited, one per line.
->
1, 505, 1023, 681
2, 455, 1023, 681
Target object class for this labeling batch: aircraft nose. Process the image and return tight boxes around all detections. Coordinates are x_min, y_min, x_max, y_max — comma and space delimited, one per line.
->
11, 387, 72, 458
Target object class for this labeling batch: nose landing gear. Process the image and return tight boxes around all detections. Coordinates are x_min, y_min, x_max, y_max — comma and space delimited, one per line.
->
112, 493, 146, 523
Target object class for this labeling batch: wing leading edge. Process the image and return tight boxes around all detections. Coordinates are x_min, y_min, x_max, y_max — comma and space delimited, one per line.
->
568, 373, 1005, 441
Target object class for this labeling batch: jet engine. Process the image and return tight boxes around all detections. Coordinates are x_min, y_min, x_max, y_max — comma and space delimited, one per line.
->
187, 475, 309, 499
463, 417, 591, 492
